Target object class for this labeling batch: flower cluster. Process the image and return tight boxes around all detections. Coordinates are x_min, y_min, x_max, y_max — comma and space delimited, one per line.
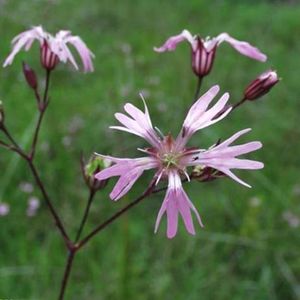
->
1, 26, 279, 239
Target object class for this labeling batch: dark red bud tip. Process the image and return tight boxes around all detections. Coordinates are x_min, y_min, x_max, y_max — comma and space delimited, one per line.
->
22, 62, 38, 90
244, 70, 279, 101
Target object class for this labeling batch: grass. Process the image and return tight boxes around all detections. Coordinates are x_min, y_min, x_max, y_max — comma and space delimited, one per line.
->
0, 0, 300, 299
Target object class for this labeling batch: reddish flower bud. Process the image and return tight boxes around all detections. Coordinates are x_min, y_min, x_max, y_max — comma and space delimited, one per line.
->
22, 62, 38, 90
40, 40, 59, 71
191, 37, 217, 77
244, 70, 279, 101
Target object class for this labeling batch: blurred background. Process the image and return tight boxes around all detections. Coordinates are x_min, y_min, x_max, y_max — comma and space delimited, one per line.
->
0, 0, 299, 299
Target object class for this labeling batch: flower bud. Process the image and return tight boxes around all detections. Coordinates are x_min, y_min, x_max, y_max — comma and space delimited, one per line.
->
244, 70, 279, 101
84, 155, 112, 191
22, 62, 38, 90
40, 40, 59, 71
191, 37, 217, 77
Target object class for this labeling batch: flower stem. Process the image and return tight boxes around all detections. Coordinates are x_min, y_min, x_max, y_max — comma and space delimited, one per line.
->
76, 181, 157, 251
1, 124, 22, 150
58, 250, 75, 300
232, 97, 247, 111
74, 189, 96, 243
27, 160, 71, 245
30, 69, 51, 160
194, 76, 203, 102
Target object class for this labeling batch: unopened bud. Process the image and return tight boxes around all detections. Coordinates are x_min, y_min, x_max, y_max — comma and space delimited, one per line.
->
40, 40, 59, 71
244, 70, 279, 101
0, 101, 5, 125
84, 155, 112, 191
192, 36, 217, 77
23, 62, 38, 90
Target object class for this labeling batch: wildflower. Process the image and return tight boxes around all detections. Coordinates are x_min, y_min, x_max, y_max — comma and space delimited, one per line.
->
3, 26, 94, 72
95, 85, 264, 238
244, 70, 279, 100
0, 203, 10, 216
26, 197, 40, 217
154, 30, 267, 77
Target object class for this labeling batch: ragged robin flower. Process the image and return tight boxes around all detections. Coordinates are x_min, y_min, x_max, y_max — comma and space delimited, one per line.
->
154, 29, 267, 77
3, 26, 94, 72
95, 85, 264, 238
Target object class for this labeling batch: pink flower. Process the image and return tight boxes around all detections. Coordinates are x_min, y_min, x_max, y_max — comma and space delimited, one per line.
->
26, 197, 40, 217
154, 30, 267, 77
244, 70, 279, 100
95, 85, 264, 238
0, 203, 10, 216
3, 26, 94, 72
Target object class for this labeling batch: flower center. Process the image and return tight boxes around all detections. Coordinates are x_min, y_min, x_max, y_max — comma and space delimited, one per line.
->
161, 152, 180, 169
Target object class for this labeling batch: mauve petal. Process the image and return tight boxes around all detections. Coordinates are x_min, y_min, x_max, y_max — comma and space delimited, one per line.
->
184, 85, 220, 127
50, 37, 79, 69
186, 196, 204, 228
214, 141, 262, 157
109, 125, 141, 137
64, 35, 95, 72
110, 169, 144, 201
113, 100, 161, 147
95, 155, 157, 200
154, 200, 167, 234
3, 26, 46, 67
216, 33, 267, 62
198, 157, 263, 170
124, 103, 151, 129
154, 29, 196, 52
95, 164, 127, 180
115, 112, 142, 133
155, 171, 203, 238
219, 168, 251, 188
177, 191, 195, 235
214, 128, 252, 150
187, 128, 263, 188
166, 193, 179, 239
192, 92, 230, 130
176, 85, 231, 150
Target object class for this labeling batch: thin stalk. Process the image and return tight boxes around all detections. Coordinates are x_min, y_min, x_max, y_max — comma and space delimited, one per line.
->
30, 70, 51, 160
194, 76, 203, 102
74, 189, 96, 243
58, 251, 75, 300
27, 160, 70, 245
76, 182, 160, 251
1, 125, 22, 150
57, 181, 158, 299
232, 97, 247, 111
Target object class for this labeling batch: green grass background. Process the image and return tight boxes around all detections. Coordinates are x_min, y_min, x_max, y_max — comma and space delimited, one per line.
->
0, 0, 300, 299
